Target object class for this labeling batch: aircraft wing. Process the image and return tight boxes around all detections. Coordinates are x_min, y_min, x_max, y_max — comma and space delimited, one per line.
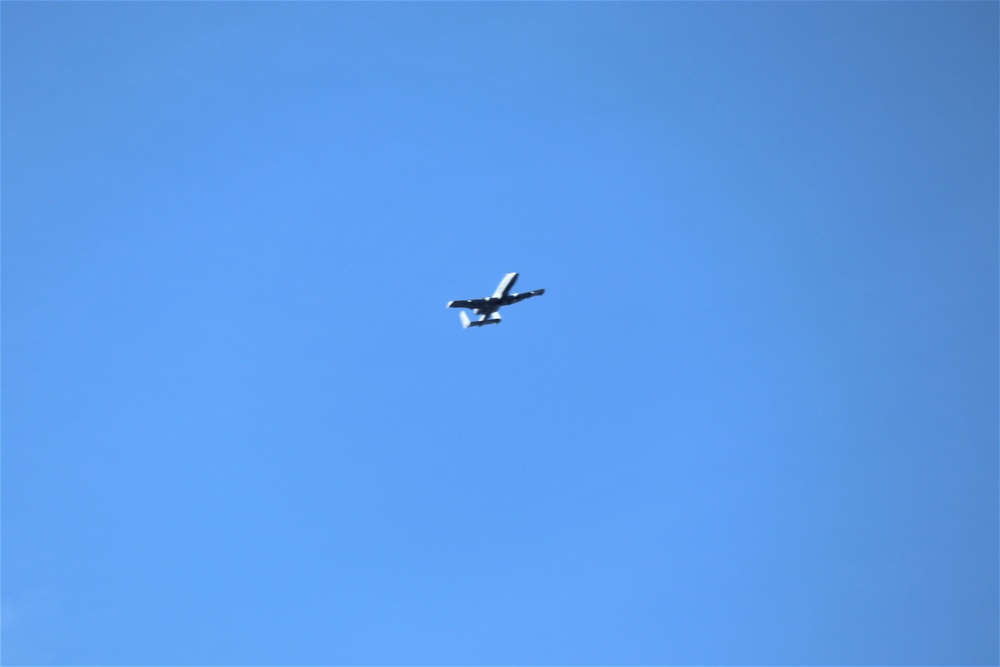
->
447, 299, 488, 309
492, 272, 519, 299
506, 289, 545, 304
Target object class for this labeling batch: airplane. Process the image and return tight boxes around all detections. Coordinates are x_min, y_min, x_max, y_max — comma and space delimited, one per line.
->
446, 272, 545, 328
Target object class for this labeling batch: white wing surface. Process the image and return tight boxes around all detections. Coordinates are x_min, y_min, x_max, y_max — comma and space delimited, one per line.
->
492, 272, 519, 299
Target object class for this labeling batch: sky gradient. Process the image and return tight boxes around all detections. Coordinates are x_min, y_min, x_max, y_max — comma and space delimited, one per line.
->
3, 2, 998, 665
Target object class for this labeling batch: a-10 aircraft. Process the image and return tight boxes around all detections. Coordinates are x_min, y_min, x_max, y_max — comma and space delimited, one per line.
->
447, 272, 545, 328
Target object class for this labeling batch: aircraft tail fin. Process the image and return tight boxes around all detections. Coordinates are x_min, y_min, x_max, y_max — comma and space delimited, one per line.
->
460, 311, 500, 328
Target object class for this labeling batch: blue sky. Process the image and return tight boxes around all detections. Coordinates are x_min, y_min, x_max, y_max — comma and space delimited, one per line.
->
2, 2, 997, 665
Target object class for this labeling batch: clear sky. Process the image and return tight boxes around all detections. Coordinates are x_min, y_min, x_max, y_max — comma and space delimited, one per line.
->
2, 2, 997, 665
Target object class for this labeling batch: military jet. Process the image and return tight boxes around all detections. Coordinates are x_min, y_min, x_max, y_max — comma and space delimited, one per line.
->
447, 272, 545, 328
